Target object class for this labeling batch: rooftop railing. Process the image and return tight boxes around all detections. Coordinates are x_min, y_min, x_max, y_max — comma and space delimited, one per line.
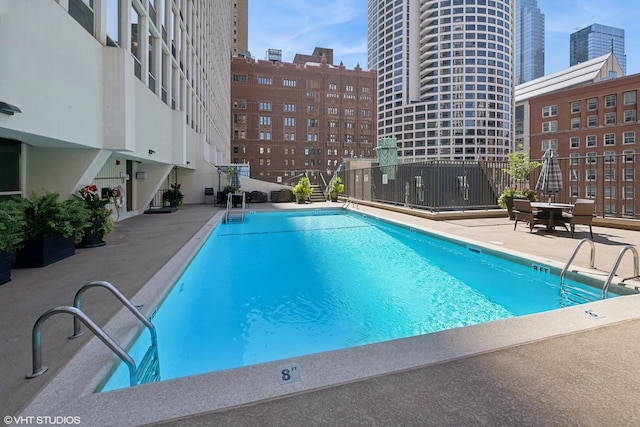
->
339, 153, 639, 221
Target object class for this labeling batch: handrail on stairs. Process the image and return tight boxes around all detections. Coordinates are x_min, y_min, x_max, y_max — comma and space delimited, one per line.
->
70, 280, 157, 346
26, 306, 138, 387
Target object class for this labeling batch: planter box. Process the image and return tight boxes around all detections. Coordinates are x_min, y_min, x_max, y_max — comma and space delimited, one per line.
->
76, 220, 106, 248
14, 234, 75, 268
0, 250, 11, 285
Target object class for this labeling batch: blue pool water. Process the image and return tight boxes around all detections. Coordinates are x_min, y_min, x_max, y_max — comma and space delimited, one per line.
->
101, 209, 607, 391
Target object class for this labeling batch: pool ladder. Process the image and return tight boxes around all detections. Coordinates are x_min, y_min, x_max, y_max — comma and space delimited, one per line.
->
224, 192, 245, 223
26, 281, 159, 387
560, 238, 640, 302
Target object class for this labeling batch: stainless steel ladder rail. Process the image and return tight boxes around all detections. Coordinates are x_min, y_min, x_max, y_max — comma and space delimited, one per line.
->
224, 192, 232, 223
602, 245, 639, 298
26, 306, 138, 387
560, 238, 596, 283
70, 280, 157, 347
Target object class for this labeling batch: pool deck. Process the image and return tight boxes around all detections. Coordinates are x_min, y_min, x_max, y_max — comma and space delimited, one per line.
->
2, 202, 640, 426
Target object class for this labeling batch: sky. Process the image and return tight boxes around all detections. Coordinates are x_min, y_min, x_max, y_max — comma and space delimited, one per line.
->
248, 0, 640, 76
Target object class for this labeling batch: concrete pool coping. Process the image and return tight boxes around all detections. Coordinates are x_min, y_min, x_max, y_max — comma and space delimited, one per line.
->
18, 205, 640, 425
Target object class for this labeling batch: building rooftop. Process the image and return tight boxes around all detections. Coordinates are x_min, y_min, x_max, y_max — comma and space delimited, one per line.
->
515, 52, 621, 103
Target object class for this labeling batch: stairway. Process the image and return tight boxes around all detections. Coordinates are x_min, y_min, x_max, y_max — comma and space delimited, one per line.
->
309, 185, 326, 203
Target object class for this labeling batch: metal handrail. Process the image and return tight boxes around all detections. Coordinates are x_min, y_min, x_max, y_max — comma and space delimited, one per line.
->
26, 306, 138, 387
560, 238, 596, 283
602, 245, 640, 298
71, 281, 157, 347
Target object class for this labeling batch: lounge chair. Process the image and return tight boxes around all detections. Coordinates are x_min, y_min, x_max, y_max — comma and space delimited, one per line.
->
565, 199, 595, 238
513, 199, 546, 233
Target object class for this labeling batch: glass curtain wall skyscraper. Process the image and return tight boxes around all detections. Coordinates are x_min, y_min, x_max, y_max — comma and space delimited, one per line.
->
515, 0, 544, 84
367, 0, 514, 162
570, 24, 626, 75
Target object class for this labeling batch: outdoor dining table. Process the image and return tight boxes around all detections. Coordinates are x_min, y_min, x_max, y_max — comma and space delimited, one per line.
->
530, 202, 574, 232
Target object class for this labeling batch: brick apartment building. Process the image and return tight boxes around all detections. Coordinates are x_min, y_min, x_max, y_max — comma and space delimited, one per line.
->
529, 73, 639, 218
230, 51, 377, 185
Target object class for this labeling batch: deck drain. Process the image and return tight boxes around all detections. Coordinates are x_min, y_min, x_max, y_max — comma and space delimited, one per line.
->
584, 309, 605, 319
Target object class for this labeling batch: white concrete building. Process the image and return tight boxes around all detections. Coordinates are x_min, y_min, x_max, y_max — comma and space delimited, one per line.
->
0, 0, 231, 217
367, 0, 514, 162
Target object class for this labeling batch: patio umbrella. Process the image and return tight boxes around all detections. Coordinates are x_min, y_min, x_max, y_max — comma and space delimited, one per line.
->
231, 166, 241, 191
535, 148, 562, 202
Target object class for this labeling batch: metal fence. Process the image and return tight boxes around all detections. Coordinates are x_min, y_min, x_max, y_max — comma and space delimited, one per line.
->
339, 152, 639, 220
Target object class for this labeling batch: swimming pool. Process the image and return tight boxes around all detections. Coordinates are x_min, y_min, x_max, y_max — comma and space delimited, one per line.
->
101, 209, 613, 391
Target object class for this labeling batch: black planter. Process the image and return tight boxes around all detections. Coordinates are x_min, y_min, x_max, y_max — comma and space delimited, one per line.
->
77, 220, 106, 248
0, 249, 11, 285
14, 234, 75, 268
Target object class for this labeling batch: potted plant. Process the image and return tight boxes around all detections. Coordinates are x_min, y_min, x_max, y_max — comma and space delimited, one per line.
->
329, 177, 344, 202
499, 153, 542, 219
73, 185, 115, 248
14, 191, 91, 268
0, 197, 27, 284
292, 176, 312, 204
163, 183, 184, 207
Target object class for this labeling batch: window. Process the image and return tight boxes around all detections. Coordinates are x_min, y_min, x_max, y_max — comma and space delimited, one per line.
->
361, 109, 371, 117
586, 135, 597, 147
587, 115, 598, 127
542, 105, 557, 117
259, 116, 271, 126
327, 107, 337, 115
587, 98, 597, 111
307, 105, 315, 114
604, 133, 615, 146
283, 79, 296, 87
345, 84, 354, 92
307, 118, 318, 127
571, 101, 581, 113
570, 136, 580, 148
586, 152, 597, 164
542, 121, 557, 133
283, 117, 295, 127
233, 114, 246, 124
345, 108, 355, 116
605, 94, 616, 108
328, 83, 337, 91
586, 186, 597, 197
604, 151, 616, 164
232, 74, 247, 83
605, 112, 616, 125
258, 102, 272, 111
624, 109, 636, 123
570, 153, 580, 165
604, 168, 615, 181
571, 117, 581, 129
624, 131, 636, 144
284, 103, 296, 112
586, 170, 597, 180
624, 168, 635, 181
624, 90, 636, 105
542, 139, 558, 150
258, 77, 273, 85
233, 100, 247, 109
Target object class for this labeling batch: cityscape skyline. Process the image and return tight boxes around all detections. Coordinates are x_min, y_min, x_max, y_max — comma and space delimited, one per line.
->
248, 0, 640, 76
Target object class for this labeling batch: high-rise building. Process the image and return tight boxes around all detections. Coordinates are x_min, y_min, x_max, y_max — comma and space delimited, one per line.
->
570, 24, 626, 75
0, 0, 231, 211
231, 52, 377, 184
367, 0, 515, 162
231, 0, 248, 57
515, 0, 544, 84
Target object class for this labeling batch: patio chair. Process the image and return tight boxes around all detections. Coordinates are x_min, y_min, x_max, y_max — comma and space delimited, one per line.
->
566, 199, 595, 238
513, 199, 546, 233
